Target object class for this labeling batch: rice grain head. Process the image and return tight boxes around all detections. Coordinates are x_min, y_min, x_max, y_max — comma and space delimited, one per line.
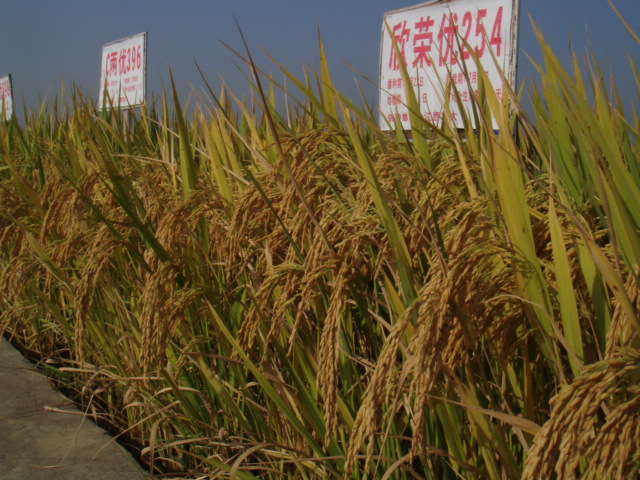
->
522, 350, 640, 479
607, 264, 640, 359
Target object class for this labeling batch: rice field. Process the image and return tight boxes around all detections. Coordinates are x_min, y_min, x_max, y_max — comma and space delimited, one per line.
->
1, 25, 639, 479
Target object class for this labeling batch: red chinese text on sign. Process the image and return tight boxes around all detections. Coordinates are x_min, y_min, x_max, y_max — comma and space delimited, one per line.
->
412, 16, 435, 68
379, 0, 520, 130
99, 32, 147, 110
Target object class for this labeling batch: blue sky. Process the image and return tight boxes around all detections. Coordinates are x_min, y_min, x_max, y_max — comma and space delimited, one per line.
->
1, 0, 639, 117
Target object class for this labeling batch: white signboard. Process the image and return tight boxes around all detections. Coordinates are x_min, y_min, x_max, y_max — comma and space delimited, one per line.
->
0, 74, 13, 121
379, 0, 519, 129
99, 32, 147, 109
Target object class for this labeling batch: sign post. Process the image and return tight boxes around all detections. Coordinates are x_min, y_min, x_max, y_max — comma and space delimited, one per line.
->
99, 32, 147, 111
379, 0, 520, 130
0, 74, 14, 121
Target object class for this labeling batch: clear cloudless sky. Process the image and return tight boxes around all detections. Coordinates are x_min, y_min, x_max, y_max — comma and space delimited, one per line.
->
1, 0, 639, 118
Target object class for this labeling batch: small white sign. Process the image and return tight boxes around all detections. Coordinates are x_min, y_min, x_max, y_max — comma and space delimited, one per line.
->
379, 0, 520, 129
0, 74, 13, 121
99, 32, 147, 109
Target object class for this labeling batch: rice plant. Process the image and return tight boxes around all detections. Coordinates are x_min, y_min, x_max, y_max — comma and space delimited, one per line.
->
1, 16, 639, 479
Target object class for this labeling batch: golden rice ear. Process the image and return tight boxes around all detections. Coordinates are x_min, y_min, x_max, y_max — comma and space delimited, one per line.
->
523, 350, 640, 479
74, 224, 118, 364
582, 387, 640, 479
139, 262, 182, 375
607, 265, 640, 359
345, 304, 415, 477
318, 263, 350, 446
